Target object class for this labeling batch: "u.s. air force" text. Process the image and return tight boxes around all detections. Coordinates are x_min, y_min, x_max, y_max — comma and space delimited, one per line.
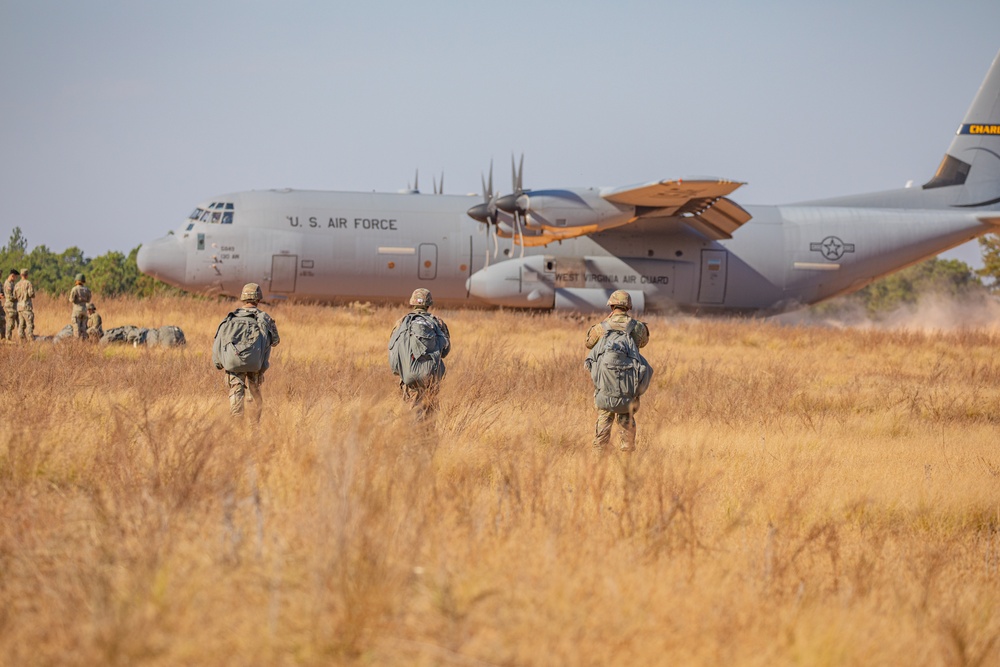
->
286, 216, 398, 230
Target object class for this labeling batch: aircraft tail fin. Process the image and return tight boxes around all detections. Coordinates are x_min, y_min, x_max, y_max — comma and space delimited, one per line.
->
922, 50, 1000, 207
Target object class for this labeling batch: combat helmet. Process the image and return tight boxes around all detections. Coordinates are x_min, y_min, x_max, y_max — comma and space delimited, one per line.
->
607, 290, 632, 310
75, 273, 86, 283
240, 283, 263, 302
87, 303, 96, 311
409, 288, 433, 308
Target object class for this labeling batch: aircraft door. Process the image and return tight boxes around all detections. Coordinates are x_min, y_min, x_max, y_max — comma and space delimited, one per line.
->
698, 249, 728, 304
270, 254, 298, 293
418, 243, 437, 280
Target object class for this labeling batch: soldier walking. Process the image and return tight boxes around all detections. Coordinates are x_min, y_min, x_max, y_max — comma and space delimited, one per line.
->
86, 303, 103, 341
69, 273, 92, 340
13, 268, 34, 342
388, 288, 451, 418
212, 283, 280, 422
3, 269, 18, 341
584, 290, 651, 452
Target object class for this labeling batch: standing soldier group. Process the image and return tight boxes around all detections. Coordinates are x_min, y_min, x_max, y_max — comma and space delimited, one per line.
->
0, 270, 103, 344
383, 287, 651, 451
3, 268, 35, 343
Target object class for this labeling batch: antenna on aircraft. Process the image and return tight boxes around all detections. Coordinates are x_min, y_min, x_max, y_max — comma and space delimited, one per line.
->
399, 169, 420, 194
433, 173, 444, 195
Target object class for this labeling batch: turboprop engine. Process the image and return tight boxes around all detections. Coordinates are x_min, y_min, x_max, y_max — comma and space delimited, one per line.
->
465, 255, 684, 313
498, 188, 634, 238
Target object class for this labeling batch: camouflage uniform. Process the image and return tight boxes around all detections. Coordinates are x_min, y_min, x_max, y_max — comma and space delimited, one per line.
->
0, 292, 5, 340
69, 276, 92, 340
213, 284, 280, 422
13, 270, 35, 342
585, 293, 650, 451
86, 304, 103, 341
2, 272, 17, 341
390, 288, 451, 417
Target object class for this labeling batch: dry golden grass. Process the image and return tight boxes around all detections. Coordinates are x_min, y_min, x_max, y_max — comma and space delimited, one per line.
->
2, 293, 1000, 666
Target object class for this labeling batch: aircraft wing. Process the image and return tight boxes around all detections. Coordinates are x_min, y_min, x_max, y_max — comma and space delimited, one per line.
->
602, 178, 752, 239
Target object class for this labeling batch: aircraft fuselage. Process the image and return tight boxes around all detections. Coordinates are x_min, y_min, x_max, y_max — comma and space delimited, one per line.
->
136, 187, 994, 314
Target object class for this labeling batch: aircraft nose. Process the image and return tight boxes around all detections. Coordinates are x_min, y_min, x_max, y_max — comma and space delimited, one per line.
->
136, 235, 187, 287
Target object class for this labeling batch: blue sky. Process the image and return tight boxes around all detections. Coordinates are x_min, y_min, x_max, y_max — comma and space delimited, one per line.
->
1, 0, 998, 266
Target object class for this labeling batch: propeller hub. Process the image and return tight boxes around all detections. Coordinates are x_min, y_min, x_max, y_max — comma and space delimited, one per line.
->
467, 203, 491, 223
496, 193, 521, 213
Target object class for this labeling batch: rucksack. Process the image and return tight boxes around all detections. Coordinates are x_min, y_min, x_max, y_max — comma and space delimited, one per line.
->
212, 311, 271, 373
72, 285, 91, 306
388, 312, 447, 387
156, 325, 187, 348
100, 325, 139, 345
585, 320, 653, 414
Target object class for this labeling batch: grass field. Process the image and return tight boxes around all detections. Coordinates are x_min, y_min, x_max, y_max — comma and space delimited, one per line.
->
1, 293, 999, 666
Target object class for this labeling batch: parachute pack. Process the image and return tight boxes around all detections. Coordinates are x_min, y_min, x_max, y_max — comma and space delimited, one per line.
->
388, 312, 447, 387
585, 320, 653, 414
212, 311, 271, 373
97, 325, 186, 347
71, 285, 92, 306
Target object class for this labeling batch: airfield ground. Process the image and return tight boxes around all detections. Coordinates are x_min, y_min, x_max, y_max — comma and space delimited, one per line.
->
1, 294, 999, 666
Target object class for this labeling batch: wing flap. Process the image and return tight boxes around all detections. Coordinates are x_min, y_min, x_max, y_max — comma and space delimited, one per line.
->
602, 178, 745, 207
690, 197, 753, 239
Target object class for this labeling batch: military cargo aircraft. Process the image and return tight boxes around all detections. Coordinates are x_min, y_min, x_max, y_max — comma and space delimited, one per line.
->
137, 50, 1000, 314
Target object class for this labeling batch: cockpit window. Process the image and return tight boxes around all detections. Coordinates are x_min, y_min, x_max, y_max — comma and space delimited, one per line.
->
191, 202, 236, 224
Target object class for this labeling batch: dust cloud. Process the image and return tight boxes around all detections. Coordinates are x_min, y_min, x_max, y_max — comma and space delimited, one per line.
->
773, 292, 1000, 332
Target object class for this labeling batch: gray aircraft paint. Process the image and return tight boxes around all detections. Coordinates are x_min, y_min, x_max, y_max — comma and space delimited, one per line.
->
138, 50, 1000, 314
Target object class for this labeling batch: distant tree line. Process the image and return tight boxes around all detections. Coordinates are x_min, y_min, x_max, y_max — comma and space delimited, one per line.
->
0, 227, 180, 298
3, 226, 1000, 311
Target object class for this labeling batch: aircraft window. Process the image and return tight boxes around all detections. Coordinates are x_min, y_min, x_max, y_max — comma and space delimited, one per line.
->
225, 203, 234, 210
189, 209, 202, 220
222, 212, 233, 224
209, 202, 219, 209
200, 210, 213, 222
211, 211, 221, 223
186, 223, 194, 231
